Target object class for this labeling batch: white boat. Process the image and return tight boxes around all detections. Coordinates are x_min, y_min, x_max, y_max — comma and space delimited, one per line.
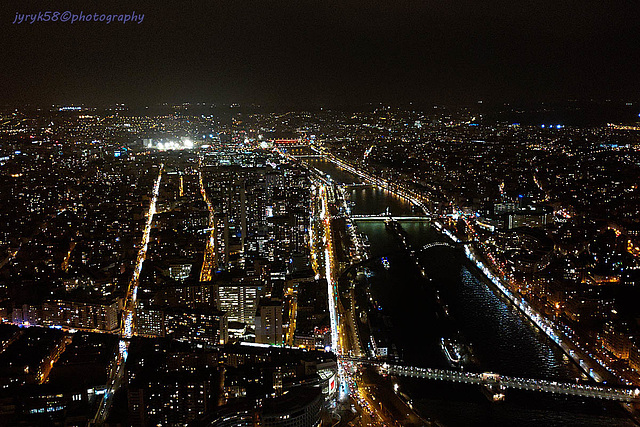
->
441, 337, 462, 366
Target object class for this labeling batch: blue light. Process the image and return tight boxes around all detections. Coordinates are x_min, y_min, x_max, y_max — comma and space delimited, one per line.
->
541, 124, 545, 128
556, 124, 562, 129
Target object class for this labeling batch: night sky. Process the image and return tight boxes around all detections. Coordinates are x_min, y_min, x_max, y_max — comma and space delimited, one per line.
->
2, 0, 639, 106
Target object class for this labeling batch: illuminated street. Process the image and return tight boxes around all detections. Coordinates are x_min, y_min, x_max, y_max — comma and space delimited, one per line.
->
122, 165, 164, 339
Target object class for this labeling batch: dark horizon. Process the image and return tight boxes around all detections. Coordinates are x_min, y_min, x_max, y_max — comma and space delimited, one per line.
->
3, 99, 639, 128
2, 0, 640, 107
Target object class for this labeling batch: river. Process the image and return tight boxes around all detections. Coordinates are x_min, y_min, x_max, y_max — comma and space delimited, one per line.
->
306, 158, 634, 426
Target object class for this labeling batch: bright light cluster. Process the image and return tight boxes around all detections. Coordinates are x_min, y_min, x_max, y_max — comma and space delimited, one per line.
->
145, 137, 195, 151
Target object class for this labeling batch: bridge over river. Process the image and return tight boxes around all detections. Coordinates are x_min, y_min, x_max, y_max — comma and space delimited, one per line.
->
341, 357, 640, 403
351, 213, 431, 221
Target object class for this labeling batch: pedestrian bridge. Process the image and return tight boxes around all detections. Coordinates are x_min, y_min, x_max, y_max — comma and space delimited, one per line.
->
341, 358, 640, 402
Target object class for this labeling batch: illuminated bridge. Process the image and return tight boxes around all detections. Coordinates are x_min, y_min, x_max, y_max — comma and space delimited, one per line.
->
342, 358, 640, 403
350, 214, 430, 221
421, 241, 468, 250
344, 182, 376, 188
291, 154, 326, 158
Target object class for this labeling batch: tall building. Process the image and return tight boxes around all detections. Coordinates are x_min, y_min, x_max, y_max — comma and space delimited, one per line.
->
136, 306, 165, 337
164, 308, 229, 345
217, 281, 264, 325
18, 299, 121, 332
255, 299, 283, 345
136, 305, 228, 345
